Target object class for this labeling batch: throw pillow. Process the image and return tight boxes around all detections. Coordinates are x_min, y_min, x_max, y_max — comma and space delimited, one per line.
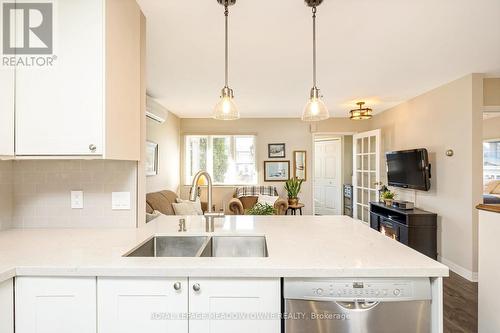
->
257, 194, 279, 206
492, 182, 500, 195
176, 197, 203, 215
172, 202, 200, 216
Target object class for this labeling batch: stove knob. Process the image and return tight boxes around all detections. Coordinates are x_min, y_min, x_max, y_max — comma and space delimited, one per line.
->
316, 288, 324, 295
393, 289, 401, 296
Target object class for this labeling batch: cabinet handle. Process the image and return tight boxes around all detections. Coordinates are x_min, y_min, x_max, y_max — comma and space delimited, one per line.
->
192, 283, 201, 292
89, 144, 97, 153
173, 282, 182, 291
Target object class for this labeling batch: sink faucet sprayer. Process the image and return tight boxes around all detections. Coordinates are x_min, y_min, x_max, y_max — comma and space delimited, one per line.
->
189, 171, 224, 232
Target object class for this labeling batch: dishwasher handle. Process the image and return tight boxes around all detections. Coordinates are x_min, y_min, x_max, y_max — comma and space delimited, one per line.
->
336, 301, 380, 311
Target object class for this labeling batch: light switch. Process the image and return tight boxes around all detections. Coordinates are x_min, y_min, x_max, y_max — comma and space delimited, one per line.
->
112, 192, 131, 210
71, 191, 84, 209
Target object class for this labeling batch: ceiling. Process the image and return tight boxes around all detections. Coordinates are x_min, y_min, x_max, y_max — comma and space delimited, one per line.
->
137, 0, 500, 118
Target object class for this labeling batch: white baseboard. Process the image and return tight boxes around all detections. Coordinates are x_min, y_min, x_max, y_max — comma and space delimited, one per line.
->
438, 256, 478, 282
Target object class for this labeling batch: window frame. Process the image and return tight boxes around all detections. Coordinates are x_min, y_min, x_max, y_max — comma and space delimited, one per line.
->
183, 134, 258, 186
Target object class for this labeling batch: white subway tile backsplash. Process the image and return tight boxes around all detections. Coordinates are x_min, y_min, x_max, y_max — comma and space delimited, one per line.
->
11, 160, 137, 229
0, 161, 13, 230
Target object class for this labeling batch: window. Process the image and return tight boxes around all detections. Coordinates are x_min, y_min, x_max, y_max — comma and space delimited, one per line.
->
184, 135, 257, 185
484, 140, 500, 184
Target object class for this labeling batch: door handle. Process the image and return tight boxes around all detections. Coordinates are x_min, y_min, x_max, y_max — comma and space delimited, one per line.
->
336, 301, 380, 311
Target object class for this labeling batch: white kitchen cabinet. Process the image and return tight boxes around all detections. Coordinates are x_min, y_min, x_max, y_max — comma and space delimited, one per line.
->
15, 0, 142, 160
15, 277, 96, 333
0, 66, 14, 157
0, 278, 14, 333
98, 277, 188, 333
189, 278, 281, 333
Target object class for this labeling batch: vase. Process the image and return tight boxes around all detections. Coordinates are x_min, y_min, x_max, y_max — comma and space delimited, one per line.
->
288, 198, 298, 206
384, 199, 393, 207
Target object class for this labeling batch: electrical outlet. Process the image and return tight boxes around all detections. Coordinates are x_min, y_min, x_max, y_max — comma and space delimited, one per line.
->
71, 191, 84, 209
112, 192, 131, 210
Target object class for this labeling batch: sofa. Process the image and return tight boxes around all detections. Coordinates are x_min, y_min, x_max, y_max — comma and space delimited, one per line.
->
146, 190, 208, 216
228, 186, 288, 215
484, 180, 500, 204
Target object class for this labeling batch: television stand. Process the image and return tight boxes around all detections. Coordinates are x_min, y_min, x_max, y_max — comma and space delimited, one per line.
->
369, 202, 437, 259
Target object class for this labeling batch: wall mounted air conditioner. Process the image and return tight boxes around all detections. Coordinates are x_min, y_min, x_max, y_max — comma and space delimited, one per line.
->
146, 96, 168, 123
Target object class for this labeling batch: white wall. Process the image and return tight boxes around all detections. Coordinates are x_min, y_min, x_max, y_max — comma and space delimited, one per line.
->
370, 74, 483, 280
11, 160, 137, 228
146, 104, 181, 194
478, 209, 500, 333
0, 161, 13, 230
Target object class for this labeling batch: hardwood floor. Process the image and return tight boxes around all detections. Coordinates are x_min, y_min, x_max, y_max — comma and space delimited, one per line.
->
444, 271, 478, 333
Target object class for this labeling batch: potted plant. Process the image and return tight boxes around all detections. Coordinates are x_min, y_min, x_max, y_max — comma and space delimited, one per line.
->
381, 190, 396, 207
284, 177, 304, 206
246, 203, 276, 215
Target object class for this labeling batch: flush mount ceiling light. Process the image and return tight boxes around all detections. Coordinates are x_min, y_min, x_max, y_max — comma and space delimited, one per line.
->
302, 0, 329, 122
350, 102, 373, 120
213, 0, 240, 120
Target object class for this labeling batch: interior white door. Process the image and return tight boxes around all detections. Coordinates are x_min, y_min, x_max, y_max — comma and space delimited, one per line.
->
15, 0, 104, 156
314, 139, 342, 215
353, 129, 381, 224
189, 278, 281, 333
15, 277, 96, 333
0, 65, 14, 156
98, 277, 188, 333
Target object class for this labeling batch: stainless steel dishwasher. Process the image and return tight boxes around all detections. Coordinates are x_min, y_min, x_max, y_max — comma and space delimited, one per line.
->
284, 277, 431, 333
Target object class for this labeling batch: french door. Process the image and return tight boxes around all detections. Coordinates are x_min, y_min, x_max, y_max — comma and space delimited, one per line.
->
353, 129, 381, 224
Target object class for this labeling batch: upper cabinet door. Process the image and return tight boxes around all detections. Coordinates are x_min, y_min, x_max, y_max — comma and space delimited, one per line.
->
189, 278, 281, 333
15, 277, 96, 333
0, 66, 14, 157
98, 277, 189, 333
15, 0, 104, 156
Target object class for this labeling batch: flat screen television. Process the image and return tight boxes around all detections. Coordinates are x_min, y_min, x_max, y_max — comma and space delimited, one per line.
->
386, 149, 431, 191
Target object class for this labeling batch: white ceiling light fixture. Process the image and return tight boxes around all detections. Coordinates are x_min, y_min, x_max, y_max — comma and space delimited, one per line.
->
302, 0, 329, 122
213, 0, 240, 120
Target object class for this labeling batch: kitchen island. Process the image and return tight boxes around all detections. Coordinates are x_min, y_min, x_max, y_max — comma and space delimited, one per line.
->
0, 215, 448, 333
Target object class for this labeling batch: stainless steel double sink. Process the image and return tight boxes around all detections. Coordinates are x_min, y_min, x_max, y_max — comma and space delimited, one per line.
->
125, 236, 268, 258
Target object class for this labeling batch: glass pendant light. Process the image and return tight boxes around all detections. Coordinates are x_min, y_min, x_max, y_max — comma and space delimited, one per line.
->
302, 0, 329, 122
213, 0, 240, 120
350, 102, 373, 120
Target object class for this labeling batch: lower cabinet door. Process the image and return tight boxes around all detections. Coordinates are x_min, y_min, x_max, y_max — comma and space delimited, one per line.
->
189, 278, 281, 333
15, 277, 96, 333
0, 279, 14, 333
98, 277, 188, 333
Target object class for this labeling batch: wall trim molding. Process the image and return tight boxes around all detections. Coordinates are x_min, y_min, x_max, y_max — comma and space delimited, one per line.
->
438, 256, 478, 282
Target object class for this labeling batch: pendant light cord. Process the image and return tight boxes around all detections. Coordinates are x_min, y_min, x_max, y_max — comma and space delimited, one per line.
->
312, 6, 317, 88
224, 4, 229, 88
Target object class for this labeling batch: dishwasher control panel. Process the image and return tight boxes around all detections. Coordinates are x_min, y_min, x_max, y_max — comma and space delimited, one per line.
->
284, 278, 431, 302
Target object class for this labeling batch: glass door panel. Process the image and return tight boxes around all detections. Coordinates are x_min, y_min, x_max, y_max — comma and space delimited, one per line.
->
353, 129, 381, 224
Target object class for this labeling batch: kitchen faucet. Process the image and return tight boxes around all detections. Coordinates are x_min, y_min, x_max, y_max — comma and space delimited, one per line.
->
189, 170, 224, 232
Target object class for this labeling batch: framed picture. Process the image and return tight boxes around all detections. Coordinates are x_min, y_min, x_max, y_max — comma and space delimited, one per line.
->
264, 161, 290, 182
268, 143, 286, 158
293, 151, 307, 181
145, 141, 159, 176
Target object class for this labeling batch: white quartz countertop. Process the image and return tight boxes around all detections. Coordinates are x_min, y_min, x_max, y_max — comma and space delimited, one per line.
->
0, 215, 448, 283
